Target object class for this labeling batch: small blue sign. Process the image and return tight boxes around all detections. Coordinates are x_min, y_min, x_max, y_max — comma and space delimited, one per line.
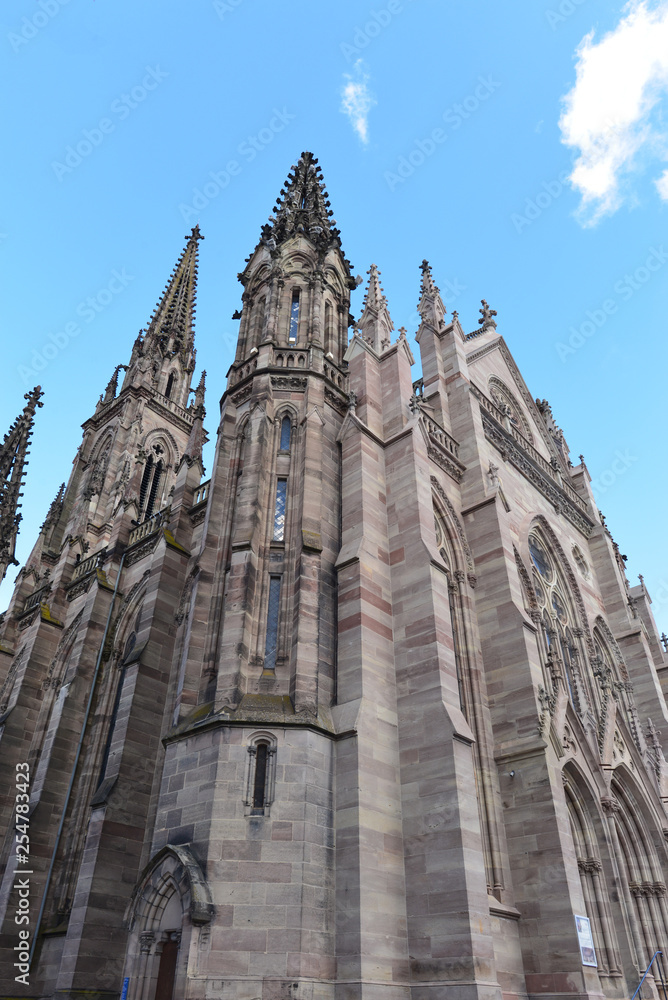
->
120, 977, 130, 1000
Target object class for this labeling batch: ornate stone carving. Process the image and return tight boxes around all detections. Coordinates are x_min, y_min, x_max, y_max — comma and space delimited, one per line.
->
482, 414, 594, 539
577, 856, 603, 874
324, 387, 348, 415
231, 383, 253, 406
270, 376, 307, 391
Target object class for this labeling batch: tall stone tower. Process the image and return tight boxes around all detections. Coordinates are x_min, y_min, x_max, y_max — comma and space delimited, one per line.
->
0, 226, 208, 996
1, 153, 668, 1000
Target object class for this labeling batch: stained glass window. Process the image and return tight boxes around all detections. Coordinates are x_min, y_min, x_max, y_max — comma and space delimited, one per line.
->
529, 537, 552, 581
280, 416, 291, 451
273, 479, 287, 541
264, 576, 281, 671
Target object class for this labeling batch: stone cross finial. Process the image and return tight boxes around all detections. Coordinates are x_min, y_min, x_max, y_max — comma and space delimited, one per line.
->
479, 299, 497, 330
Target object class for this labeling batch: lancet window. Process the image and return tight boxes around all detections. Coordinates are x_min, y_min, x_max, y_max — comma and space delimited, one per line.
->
279, 415, 292, 451
264, 576, 281, 672
288, 289, 300, 343
273, 479, 287, 541
529, 529, 591, 718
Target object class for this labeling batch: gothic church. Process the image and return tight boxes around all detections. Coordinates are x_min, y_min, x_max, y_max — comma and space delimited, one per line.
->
1, 152, 667, 1000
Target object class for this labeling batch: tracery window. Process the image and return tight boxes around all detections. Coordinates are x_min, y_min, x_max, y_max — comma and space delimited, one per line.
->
489, 376, 534, 443
530, 531, 583, 712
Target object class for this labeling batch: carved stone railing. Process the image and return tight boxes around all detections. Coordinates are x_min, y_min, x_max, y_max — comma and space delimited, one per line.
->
71, 548, 107, 582
193, 480, 211, 506
151, 391, 194, 424
127, 508, 169, 547
22, 584, 51, 614
272, 347, 310, 371
421, 412, 461, 461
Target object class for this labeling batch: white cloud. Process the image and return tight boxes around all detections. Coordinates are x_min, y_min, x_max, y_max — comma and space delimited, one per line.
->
341, 60, 376, 145
559, 1, 668, 225
656, 168, 668, 198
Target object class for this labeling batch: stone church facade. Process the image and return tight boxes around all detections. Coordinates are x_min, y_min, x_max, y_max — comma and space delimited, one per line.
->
1, 151, 667, 1000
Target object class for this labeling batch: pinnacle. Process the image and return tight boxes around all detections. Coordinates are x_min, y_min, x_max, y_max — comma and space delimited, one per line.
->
417, 260, 447, 334
259, 152, 352, 272
357, 263, 394, 352
0, 387, 44, 582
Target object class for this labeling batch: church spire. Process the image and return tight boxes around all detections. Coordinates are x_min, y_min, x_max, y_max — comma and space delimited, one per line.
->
142, 225, 204, 368
120, 227, 204, 408
0, 386, 44, 583
357, 264, 394, 352
417, 259, 447, 336
259, 152, 351, 266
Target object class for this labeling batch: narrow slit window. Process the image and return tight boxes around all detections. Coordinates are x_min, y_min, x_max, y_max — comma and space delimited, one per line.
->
289, 289, 300, 343
264, 576, 281, 671
165, 372, 176, 399
279, 416, 291, 451
253, 743, 269, 808
273, 479, 287, 541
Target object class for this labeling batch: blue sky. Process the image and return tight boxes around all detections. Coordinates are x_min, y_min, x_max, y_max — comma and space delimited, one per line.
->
1, 0, 667, 632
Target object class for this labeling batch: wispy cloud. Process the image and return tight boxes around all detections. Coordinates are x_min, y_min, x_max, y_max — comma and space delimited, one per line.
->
559, 0, 668, 226
340, 60, 376, 145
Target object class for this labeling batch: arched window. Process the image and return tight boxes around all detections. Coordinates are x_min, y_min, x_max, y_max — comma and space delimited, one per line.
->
253, 296, 266, 345
164, 372, 176, 400
288, 289, 300, 343
245, 734, 277, 816
529, 530, 585, 714
489, 376, 534, 443
253, 743, 269, 809
279, 415, 292, 451
325, 300, 333, 354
